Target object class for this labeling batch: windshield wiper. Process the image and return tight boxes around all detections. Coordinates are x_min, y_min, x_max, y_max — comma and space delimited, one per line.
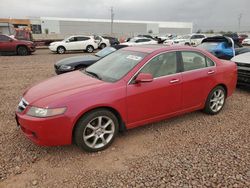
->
85, 70, 102, 80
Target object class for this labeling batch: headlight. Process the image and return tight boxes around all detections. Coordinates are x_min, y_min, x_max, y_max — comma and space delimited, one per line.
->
60, 65, 74, 70
27, 106, 66, 118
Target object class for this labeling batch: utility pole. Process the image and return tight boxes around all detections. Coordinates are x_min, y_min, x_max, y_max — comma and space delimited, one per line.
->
238, 13, 242, 32
111, 6, 114, 35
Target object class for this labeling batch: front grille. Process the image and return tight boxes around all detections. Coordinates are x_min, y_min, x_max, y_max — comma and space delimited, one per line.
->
17, 98, 29, 112
236, 62, 250, 68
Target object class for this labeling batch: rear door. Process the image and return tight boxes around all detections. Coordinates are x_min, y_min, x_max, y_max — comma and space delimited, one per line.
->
127, 51, 182, 126
76, 36, 90, 50
180, 51, 217, 110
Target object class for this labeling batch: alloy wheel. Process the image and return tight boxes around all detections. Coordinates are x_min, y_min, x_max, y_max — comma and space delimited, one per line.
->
209, 88, 225, 113
83, 116, 115, 149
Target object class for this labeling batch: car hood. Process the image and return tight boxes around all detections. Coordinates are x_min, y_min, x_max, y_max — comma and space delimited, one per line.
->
55, 55, 100, 66
23, 71, 106, 106
50, 41, 64, 45
231, 52, 250, 64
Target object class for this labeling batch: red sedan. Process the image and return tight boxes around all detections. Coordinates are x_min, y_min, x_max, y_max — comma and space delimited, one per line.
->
16, 46, 237, 152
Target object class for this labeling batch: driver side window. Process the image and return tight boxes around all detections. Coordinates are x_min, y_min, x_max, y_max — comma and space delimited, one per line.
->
140, 52, 177, 78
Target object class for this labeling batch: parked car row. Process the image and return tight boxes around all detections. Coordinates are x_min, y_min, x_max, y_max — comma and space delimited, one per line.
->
163, 34, 206, 46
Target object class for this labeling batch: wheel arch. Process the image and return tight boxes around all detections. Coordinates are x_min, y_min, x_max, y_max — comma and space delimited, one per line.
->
72, 106, 126, 143
217, 83, 228, 98
57, 45, 66, 50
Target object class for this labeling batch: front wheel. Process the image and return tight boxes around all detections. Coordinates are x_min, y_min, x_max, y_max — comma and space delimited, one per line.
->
57, 46, 66, 54
17, 46, 28, 56
203, 86, 226, 115
74, 109, 119, 152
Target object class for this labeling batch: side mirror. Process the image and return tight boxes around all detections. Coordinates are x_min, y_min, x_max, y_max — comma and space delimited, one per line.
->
9, 38, 13, 42
135, 73, 153, 83
65, 40, 69, 43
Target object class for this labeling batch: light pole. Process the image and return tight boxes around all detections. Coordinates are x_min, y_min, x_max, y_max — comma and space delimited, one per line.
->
111, 7, 114, 35
238, 13, 242, 32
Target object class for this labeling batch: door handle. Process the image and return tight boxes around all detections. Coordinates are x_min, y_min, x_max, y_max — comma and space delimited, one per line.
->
170, 79, 180, 84
208, 70, 215, 75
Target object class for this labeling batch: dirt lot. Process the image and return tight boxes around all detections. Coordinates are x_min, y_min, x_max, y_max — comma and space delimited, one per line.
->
0, 49, 250, 188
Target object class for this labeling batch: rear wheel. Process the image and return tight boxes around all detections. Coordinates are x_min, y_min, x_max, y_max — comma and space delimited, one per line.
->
57, 46, 66, 54
74, 109, 119, 152
17, 46, 28, 56
100, 43, 106, 49
204, 86, 226, 115
86, 45, 94, 53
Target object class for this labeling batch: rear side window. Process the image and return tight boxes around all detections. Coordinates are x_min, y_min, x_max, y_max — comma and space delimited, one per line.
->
0, 35, 10, 41
206, 57, 215, 67
181, 51, 206, 71
77, 37, 90, 41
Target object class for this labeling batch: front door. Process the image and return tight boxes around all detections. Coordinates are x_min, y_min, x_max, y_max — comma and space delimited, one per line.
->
0, 35, 15, 52
126, 51, 182, 127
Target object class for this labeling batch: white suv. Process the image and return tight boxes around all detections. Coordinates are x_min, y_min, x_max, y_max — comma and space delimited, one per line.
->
49, 35, 98, 54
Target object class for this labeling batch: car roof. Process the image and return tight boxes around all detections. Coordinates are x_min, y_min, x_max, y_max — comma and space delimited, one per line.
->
122, 45, 209, 54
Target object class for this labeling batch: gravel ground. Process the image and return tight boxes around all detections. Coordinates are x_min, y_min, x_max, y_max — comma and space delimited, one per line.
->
0, 49, 249, 188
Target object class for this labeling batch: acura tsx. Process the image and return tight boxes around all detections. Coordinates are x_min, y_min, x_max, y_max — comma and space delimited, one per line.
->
16, 45, 237, 152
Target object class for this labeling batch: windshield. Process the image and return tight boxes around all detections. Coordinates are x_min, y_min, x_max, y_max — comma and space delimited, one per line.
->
95, 47, 116, 57
84, 50, 147, 82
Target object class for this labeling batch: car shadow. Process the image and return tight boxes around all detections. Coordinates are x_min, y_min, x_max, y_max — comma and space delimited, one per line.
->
236, 85, 250, 92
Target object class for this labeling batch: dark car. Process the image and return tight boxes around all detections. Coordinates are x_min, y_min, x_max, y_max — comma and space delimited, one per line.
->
0, 34, 36, 56
199, 36, 250, 60
102, 36, 120, 45
231, 52, 250, 86
223, 33, 242, 46
54, 45, 128, 74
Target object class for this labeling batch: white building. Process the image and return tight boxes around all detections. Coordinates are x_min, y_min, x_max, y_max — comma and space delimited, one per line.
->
30, 17, 193, 38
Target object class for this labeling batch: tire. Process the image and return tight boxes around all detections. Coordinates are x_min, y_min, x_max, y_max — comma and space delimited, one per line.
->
100, 43, 106, 49
74, 109, 119, 152
86, 45, 94, 53
203, 86, 226, 115
17, 46, 28, 56
57, 46, 66, 54
185, 42, 190, 46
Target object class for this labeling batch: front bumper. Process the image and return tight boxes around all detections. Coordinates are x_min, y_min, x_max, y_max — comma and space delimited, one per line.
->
236, 65, 250, 86
28, 46, 36, 53
15, 112, 73, 146
49, 45, 57, 52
